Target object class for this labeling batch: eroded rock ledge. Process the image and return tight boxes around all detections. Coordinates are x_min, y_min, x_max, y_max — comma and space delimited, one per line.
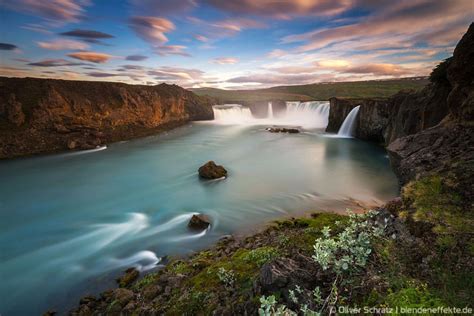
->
0, 78, 214, 159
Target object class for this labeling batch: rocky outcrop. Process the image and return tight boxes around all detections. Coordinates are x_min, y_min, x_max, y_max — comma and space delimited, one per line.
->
0, 77, 214, 159
327, 97, 391, 143
383, 83, 450, 144
266, 127, 300, 133
387, 23, 474, 184
188, 214, 211, 230
198, 161, 227, 179
242, 100, 287, 118
326, 97, 358, 133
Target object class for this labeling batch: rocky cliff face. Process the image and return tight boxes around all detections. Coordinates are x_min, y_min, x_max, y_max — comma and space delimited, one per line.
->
326, 97, 358, 133
0, 77, 214, 159
326, 97, 390, 143
241, 100, 287, 118
387, 23, 474, 185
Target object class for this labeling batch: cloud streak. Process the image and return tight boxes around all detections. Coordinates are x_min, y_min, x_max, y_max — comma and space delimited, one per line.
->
1, 0, 90, 23
129, 16, 175, 44
37, 39, 89, 50
67, 52, 113, 63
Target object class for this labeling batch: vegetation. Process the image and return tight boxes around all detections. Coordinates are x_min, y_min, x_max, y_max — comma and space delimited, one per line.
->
191, 77, 428, 102
429, 57, 453, 86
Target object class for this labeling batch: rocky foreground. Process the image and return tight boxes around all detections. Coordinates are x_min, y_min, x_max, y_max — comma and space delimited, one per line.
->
68, 23, 474, 316
0, 78, 214, 159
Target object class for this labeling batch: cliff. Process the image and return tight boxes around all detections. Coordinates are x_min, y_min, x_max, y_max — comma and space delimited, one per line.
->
325, 23, 473, 186
241, 100, 287, 118
0, 77, 214, 159
326, 97, 390, 143
387, 22, 474, 185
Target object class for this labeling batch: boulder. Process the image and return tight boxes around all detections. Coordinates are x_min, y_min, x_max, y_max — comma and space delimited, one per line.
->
198, 161, 227, 179
266, 127, 300, 133
117, 267, 139, 288
188, 214, 211, 230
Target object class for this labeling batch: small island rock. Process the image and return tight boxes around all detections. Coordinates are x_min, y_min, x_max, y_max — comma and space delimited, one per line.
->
198, 161, 227, 179
266, 127, 300, 133
188, 214, 211, 230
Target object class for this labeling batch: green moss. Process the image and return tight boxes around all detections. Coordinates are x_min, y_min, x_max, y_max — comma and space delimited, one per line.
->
169, 261, 192, 275
403, 176, 473, 235
238, 246, 280, 267
385, 282, 445, 309
133, 272, 159, 290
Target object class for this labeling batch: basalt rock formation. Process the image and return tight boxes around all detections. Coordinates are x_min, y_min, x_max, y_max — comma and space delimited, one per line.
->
0, 77, 214, 159
387, 23, 474, 185
198, 161, 228, 179
242, 100, 287, 118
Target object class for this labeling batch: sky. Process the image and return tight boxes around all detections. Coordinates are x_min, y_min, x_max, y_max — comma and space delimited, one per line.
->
0, 0, 472, 89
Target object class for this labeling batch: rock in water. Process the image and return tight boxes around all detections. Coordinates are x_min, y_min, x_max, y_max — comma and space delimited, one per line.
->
198, 161, 227, 179
188, 214, 211, 230
266, 127, 300, 133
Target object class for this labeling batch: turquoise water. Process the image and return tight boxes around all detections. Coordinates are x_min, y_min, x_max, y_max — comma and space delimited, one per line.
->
0, 118, 398, 315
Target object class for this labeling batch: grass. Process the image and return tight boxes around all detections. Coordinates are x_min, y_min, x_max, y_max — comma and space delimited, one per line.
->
191, 77, 429, 102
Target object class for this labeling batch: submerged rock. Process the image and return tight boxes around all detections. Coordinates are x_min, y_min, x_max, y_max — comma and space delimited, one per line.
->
266, 127, 300, 133
188, 214, 211, 230
198, 161, 227, 179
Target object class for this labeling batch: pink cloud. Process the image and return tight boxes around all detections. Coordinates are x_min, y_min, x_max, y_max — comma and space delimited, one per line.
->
37, 39, 89, 50
67, 52, 113, 63
205, 0, 352, 19
154, 45, 190, 57
212, 57, 239, 65
129, 16, 175, 44
1, 0, 90, 23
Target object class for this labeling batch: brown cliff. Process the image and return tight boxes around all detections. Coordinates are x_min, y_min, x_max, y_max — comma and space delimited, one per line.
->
0, 77, 214, 159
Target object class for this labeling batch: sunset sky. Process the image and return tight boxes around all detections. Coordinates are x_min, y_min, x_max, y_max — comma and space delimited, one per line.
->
0, 0, 472, 89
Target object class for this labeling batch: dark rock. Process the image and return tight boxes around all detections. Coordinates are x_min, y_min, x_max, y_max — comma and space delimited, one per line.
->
117, 267, 139, 288
266, 127, 300, 133
188, 214, 211, 230
198, 161, 227, 179
143, 285, 162, 301
241, 100, 287, 118
446, 23, 474, 122
326, 98, 358, 133
387, 124, 474, 185
384, 84, 450, 144
112, 288, 134, 307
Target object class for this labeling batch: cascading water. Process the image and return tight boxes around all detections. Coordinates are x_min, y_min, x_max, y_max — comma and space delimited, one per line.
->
285, 101, 330, 129
211, 101, 330, 129
212, 104, 253, 124
337, 105, 360, 137
267, 102, 273, 118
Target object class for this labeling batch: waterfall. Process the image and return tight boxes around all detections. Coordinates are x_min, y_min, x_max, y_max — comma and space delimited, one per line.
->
285, 101, 330, 129
267, 102, 273, 118
337, 105, 360, 137
211, 101, 330, 129
212, 104, 254, 124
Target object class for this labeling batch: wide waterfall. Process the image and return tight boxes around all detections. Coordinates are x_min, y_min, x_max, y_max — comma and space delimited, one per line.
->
286, 101, 330, 128
212, 104, 254, 124
338, 105, 360, 137
267, 102, 273, 118
212, 101, 330, 129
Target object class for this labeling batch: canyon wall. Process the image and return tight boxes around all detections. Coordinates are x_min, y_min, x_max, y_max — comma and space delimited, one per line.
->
0, 78, 214, 159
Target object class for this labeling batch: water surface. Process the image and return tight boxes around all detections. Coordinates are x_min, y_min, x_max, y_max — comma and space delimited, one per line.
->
0, 102, 398, 315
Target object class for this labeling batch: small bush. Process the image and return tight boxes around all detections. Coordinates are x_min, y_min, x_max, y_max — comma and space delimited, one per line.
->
429, 57, 452, 86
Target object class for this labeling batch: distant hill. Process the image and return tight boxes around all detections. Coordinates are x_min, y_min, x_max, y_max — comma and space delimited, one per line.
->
191, 77, 429, 102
